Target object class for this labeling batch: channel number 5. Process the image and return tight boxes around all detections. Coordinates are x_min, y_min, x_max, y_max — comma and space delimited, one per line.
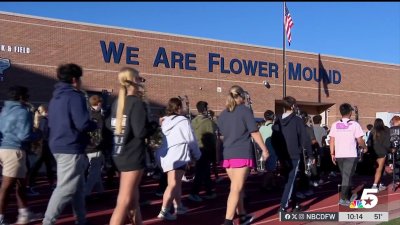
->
361, 188, 378, 209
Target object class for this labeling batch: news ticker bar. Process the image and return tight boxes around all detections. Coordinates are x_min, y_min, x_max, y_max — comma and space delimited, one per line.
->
280, 212, 388, 222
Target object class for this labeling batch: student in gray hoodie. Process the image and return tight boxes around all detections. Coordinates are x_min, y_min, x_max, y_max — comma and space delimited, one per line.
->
156, 97, 201, 221
0, 86, 41, 225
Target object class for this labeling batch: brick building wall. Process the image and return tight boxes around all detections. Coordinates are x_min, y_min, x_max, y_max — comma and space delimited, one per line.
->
0, 12, 399, 128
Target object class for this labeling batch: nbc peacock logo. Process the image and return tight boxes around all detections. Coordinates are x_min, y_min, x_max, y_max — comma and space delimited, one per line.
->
349, 188, 378, 209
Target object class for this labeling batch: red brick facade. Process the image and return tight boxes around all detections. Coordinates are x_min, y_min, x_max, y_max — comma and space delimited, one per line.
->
0, 12, 399, 128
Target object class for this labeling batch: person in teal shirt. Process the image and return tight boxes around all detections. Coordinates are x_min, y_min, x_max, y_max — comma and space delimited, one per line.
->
259, 110, 278, 191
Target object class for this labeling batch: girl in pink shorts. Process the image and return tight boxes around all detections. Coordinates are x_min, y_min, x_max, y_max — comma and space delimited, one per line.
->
217, 85, 269, 225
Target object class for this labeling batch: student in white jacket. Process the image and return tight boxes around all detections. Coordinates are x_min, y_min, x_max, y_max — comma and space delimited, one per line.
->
156, 97, 201, 221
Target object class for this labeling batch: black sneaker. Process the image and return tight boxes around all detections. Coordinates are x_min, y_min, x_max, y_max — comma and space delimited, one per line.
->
292, 204, 308, 212
239, 214, 254, 225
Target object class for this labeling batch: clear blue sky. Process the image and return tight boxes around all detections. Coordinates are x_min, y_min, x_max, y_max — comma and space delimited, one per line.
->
1, 2, 399, 64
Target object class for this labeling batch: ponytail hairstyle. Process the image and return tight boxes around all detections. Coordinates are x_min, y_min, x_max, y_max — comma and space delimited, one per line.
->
225, 85, 245, 112
115, 67, 141, 134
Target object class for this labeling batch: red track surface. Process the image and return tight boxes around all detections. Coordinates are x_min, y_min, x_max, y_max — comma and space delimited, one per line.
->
5, 170, 400, 225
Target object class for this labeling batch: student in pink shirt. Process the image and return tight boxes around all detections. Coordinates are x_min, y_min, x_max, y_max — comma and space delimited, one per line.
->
329, 103, 367, 206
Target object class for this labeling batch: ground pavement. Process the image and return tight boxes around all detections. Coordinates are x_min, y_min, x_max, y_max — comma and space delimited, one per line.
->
4, 169, 400, 225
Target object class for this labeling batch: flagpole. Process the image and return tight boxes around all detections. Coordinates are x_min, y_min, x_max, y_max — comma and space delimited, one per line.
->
283, 1, 286, 98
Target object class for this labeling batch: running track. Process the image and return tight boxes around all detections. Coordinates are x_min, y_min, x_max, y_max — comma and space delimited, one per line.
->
5, 170, 400, 225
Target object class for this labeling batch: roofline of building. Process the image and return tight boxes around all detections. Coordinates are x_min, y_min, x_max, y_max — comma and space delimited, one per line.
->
1, 11, 399, 67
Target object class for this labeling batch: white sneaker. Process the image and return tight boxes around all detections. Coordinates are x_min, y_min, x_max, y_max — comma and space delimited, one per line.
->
157, 210, 177, 220
15, 211, 43, 224
338, 199, 350, 206
378, 184, 387, 192
182, 175, 193, 182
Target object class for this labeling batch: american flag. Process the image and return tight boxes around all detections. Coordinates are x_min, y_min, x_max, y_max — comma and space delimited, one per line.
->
284, 2, 294, 45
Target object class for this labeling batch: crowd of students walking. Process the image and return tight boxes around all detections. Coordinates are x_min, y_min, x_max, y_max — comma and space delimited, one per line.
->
0, 63, 399, 225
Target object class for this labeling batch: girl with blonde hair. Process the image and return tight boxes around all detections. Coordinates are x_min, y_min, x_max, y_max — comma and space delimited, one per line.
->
109, 67, 150, 225
217, 85, 269, 225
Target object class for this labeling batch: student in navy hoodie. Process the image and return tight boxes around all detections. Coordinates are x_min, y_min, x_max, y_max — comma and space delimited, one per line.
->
273, 96, 314, 213
0, 86, 42, 225
42, 63, 97, 225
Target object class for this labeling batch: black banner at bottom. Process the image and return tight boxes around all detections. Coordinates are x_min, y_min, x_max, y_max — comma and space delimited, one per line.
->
280, 212, 339, 221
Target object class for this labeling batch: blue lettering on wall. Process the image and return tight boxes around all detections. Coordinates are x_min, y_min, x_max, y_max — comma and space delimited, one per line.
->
242, 60, 258, 76
220, 57, 230, 74
269, 63, 279, 78
100, 41, 125, 64
333, 70, 341, 84
302, 67, 313, 81
185, 53, 197, 71
258, 61, 268, 77
313, 68, 320, 82
99, 41, 342, 84
171, 51, 184, 69
289, 62, 302, 80
153, 47, 170, 68
230, 59, 242, 74
126, 46, 139, 65
208, 53, 220, 72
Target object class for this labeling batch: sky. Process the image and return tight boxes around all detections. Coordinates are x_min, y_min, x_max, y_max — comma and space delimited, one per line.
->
1, 2, 399, 65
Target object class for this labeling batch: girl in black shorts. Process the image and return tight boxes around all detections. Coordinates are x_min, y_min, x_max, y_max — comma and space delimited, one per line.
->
109, 67, 150, 225
368, 118, 391, 191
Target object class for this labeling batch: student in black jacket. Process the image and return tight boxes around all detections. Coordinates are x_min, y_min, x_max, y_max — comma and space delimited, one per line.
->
109, 67, 151, 225
273, 96, 314, 212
